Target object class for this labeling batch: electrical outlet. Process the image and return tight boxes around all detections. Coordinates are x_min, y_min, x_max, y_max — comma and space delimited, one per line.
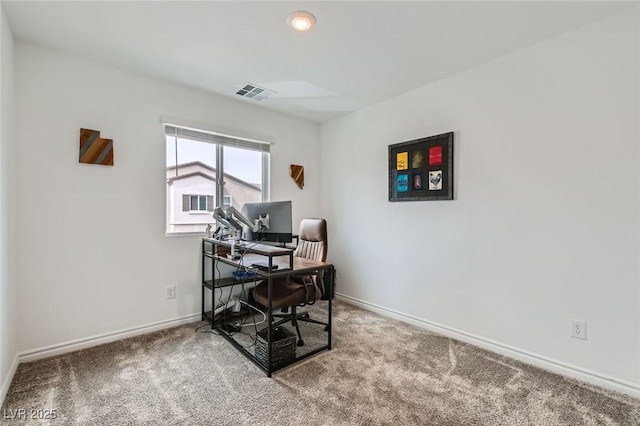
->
570, 320, 587, 340
166, 285, 176, 300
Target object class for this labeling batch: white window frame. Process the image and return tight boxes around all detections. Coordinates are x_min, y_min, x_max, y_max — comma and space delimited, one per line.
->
165, 123, 270, 236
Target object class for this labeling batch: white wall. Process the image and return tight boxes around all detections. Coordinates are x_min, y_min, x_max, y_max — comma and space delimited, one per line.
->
321, 9, 639, 390
0, 4, 16, 401
14, 42, 320, 352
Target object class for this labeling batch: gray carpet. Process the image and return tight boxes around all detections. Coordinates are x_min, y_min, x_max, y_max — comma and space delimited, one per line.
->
2, 301, 639, 425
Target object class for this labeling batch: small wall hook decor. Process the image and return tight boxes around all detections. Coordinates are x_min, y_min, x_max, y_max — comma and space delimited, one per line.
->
79, 128, 114, 166
290, 164, 304, 189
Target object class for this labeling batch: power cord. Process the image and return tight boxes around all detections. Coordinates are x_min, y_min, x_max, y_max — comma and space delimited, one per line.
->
195, 323, 220, 335
200, 238, 270, 348
213, 241, 261, 337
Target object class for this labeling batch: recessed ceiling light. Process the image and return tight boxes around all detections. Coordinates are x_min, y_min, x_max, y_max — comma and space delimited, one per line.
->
287, 10, 316, 32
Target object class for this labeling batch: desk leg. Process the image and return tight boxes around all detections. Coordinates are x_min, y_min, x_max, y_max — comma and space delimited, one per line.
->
328, 266, 334, 350
211, 256, 216, 329
267, 275, 273, 377
201, 240, 205, 322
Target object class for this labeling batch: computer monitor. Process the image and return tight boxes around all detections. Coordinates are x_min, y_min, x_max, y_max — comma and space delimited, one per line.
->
241, 200, 293, 243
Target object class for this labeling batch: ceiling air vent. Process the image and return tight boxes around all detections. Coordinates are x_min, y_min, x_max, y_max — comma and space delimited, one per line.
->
235, 83, 275, 101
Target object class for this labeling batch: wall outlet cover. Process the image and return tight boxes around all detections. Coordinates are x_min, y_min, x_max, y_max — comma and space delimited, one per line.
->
570, 320, 587, 340
166, 285, 176, 299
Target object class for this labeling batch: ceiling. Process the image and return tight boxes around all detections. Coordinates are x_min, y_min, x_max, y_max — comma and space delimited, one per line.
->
3, 1, 634, 123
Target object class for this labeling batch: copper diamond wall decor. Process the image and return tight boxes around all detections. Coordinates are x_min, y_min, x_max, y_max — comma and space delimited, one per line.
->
290, 164, 304, 189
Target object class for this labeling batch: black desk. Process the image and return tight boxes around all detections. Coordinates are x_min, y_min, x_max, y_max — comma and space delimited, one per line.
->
201, 238, 334, 376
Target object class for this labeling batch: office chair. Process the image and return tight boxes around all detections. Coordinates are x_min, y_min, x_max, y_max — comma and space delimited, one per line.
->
252, 218, 328, 347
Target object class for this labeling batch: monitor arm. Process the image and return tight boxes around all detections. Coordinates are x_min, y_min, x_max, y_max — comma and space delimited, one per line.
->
213, 205, 265, 234
212, 207, 240, 233
213, 206, 270, 239
225, 207, 257, 232
253, 213, 270, 232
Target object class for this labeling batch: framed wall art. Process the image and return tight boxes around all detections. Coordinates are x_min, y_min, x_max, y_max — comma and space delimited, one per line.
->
388, 132, 454, 202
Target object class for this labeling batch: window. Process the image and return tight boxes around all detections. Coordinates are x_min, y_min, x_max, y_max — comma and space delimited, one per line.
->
183, 194, 213, 212
165, 124, 269, 235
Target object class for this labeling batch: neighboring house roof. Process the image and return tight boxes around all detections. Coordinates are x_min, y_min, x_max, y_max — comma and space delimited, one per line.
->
166, 170, 215, 182
166, 161, 262, 191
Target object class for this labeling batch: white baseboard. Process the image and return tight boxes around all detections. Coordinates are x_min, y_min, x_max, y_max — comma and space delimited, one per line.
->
1, 354, 19, 407
18, 313, 201, 364
336, 293, 640, 399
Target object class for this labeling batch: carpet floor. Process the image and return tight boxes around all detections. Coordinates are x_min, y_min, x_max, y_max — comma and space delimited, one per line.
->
2, 301, 638, 425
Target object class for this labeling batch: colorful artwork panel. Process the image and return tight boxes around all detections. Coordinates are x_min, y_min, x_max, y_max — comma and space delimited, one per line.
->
396, 152, 408, 170
412, 151, 424, 168
429, 146, 442, 166
428, 170, 443, 190
397, 174, 409, 192
412, 173, 424, 190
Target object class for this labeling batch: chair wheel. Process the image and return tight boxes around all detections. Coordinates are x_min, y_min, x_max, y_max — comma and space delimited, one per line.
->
303, 313, 310, 318
297, 339, 305, 347
324, 325, 329, 332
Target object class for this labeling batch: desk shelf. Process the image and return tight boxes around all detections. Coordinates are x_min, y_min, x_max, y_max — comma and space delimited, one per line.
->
203, 277, 257, 291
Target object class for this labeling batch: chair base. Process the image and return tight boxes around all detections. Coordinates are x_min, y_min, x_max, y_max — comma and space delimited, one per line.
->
272, 306, 328, 347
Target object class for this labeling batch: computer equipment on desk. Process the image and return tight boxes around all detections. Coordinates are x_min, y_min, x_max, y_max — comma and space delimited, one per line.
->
242, 201, 293, 244
250, 262, 278, 272
232, 270, 256, 280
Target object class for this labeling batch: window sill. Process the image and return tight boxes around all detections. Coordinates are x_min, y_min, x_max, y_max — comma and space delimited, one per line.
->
165, 231, 206, 237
